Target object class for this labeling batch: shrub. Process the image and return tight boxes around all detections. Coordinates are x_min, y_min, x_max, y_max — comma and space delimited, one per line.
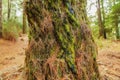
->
2, 19, 22, 41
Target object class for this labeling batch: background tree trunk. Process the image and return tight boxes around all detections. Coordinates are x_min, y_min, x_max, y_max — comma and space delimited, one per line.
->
112, 1, 120, 39
101, 0, 107, 39
0, 0, 2, 37
114, 1, 120, 40
23, 1, 27, 34
97, 0, 106, 39
25, 0, 100, 80
115, 17, 120, 39
8, 0, 11, 20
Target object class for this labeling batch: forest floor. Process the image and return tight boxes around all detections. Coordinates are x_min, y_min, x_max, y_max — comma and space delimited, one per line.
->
97, 39, 120, 80
0, 34, 28, 80
0, 35, 120, 80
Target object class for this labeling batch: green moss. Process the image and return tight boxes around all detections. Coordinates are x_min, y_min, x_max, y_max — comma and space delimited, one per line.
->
92, 73, 98, 80
66, 9, 79, 27
93, 52, 97, 60
64, 24, 70, 32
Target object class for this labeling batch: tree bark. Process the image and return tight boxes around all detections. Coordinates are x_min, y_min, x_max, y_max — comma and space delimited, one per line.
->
0, 0, 2, 37
25, 0, 100, 80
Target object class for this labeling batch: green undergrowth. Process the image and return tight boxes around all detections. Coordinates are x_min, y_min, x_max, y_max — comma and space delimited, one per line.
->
94, 38, 112, 49
2, 19, 22, 41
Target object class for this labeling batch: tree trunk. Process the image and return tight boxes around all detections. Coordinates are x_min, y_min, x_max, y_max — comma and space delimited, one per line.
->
25, 0, 100, 80
115, 18, 120, 39
0, 0, 2, 37
97, 0, 106, 39
8, 0, 11, 20
23, 1, 27, 34
113, 1, 120, 39
101, 0, 107, 39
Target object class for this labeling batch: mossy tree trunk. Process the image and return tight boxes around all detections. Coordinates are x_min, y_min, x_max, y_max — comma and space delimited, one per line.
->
0, 0, 2, 37
25, 0, 100, 80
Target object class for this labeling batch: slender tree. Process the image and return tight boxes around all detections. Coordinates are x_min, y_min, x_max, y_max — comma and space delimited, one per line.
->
101, 0, 107, 39
23, 0, 27, 34
0, 0, 2, 37
24, 0, 100, 80
8, 0, 11, 20
97, 0, 106, 39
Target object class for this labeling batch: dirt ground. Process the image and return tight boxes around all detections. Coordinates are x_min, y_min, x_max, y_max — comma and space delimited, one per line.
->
0, 35, 120, 80
97, 40, 120, 80
0, 34, 28, 80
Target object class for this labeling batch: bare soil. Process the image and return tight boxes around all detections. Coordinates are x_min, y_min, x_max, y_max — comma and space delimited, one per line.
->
0, 35, 120, 80
0, 34, 28, 80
